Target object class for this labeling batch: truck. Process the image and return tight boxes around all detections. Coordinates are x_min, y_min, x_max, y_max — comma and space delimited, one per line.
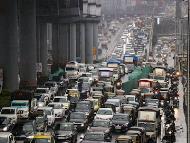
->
123, 54, 139, 73
65, 61, 80, 80
137, 107, 161, 142
11, 90, 37, 119
0, 132, 16, 143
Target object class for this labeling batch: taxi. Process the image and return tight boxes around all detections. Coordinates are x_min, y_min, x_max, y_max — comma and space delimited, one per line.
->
30, 132, 55, 143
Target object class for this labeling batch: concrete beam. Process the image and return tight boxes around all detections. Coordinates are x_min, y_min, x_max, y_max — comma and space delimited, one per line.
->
58, 24, 69, 66
85, 23, 93, 64
52, 23, 59, 66
19, 0, 37, 89
0, 0, 19, 91
40, 23, 48, 76
69, 23, 77, 61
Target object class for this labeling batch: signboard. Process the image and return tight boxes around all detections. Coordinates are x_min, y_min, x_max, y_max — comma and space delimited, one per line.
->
36, 63, 42, 73
107, 63, 118, 68
0, 69, 3, 94
138, 111, 156, 121
124, 57, 133, 63
139, 82, 151, 88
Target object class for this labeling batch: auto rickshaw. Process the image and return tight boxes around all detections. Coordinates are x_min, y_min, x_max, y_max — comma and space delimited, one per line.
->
30, 132, 55, 143
104, 84, 115, 98
126, 130, 143, 143
85, 98, 101, 112
122, 104, 137, 123
67, 89, 80, 110
91, 91, 105, 106
129, 127, 147, 143
115, 135, 133, 143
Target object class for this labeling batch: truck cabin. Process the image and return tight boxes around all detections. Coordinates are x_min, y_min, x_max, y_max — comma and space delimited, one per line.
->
138, 79, 155, 94
98, 68, 114, 82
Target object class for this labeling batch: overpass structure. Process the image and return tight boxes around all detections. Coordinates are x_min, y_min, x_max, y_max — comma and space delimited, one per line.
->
0, 0, 101, 91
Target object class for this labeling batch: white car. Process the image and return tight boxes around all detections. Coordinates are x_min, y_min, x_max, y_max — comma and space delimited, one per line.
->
0, 132, 15, 143
106, 99, 122, 113
95, 108, 114, 120
0, 107, 18, 123
124, 95, 139, 106
34, 88, 52, 101
48, 103, 65, 119
81, 72, 94, 84
52, 96, 70, 110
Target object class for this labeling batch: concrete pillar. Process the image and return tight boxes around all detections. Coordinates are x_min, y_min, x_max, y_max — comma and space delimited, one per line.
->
93, 23, 98, 61
36, 21, 41, 63
76, 24, 80, 59
40, 23, 48, 76
85, 23, 93, 64
0, 0, 19, 91
80, 23, 86, 63
52, 23, 59, 65
69, 23, 76, 61
58, 24, 69, 66
19, 0, 37, 89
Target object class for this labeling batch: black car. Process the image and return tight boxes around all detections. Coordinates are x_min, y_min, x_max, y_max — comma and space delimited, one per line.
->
112, 113, 132, 132
80, 131, 111, 143
88, 119, 112, 139
0, 117, 15, 132
75, 101, 94, 121
54, 122, 77, 143
11, 120, 36, 142
68, 112, 89, 131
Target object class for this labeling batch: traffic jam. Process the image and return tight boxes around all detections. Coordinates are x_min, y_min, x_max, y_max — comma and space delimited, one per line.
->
0, 18, 182, 143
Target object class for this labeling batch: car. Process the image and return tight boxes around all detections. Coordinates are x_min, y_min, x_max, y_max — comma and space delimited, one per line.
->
68, 112, 89, 131
75, 101, 94, 121
111, 113, 133, 132
81, 72, 94, 84
0, 117, 15, 132
85, 98, 100, 112
34, 88, 52, 102
54, 122, 77, 142
30, 132, 55, 143
105, 99, 122, 113
124, 95, 139, 107
0, 107, 18, 123
11, 120, 36, 142
80, 131, 112, 143
0, 132, 16, 143
53, 96, 70, 110
88, 119, 112, 139
48, 103, 65, 120
95, 108, 114, 120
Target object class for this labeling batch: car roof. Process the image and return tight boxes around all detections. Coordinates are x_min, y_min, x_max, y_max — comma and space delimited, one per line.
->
98, 108, 112, 111
1, 107, 17, 109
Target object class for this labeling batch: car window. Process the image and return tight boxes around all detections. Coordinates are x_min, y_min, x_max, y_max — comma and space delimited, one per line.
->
97, 109, 112, 115
1, 109, 15, 114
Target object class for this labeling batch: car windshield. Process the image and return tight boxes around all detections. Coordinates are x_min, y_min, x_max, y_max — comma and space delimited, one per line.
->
0, 137, 8, 143
70, 113, 85, 119
22, 123, 34, 132
138, 122, 155, 132
113, 115, 129, 121
127, 97, 135, 102
1, 109, 15, 114
97, 109, 112, 115
48, 104, 61, 109
56, 123, 73, 131
11, 102, 28, 107
54, 98, 67, 103
36, 89, 47, 93
106, 100, 119, 107
84, 133, 104, 141
75, 103, 90, 112
93, 120, 110, 127
31, 138, 51, 143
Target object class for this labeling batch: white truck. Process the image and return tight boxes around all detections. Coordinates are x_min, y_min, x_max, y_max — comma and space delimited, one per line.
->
65, 61, 80, 80
11, 90, 37, 119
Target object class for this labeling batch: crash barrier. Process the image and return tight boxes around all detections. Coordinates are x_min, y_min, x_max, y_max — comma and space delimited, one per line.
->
122, 66, 152, 94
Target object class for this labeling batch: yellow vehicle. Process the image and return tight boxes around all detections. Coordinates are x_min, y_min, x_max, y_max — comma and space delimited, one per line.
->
67, 89, 80, 103
115, 135, 133, 143
30, 132, 55, 143
85, 98, 101, 112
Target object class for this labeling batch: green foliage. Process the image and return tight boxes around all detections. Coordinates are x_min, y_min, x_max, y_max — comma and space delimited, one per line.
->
0, 90, 11, 108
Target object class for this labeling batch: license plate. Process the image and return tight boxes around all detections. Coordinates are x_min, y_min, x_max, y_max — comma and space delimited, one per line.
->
115, 126, 121, 129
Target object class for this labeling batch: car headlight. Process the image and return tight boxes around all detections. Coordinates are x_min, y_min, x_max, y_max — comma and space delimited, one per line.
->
81, 123, 84, 127
155, 91, 158, 94
27, 135, 34, 139
175, 97, 178, 100
3, 126, 8, 131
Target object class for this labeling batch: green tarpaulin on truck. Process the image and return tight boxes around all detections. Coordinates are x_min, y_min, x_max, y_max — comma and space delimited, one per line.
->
122, 66, 152, 94
49, 68, 65, 81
